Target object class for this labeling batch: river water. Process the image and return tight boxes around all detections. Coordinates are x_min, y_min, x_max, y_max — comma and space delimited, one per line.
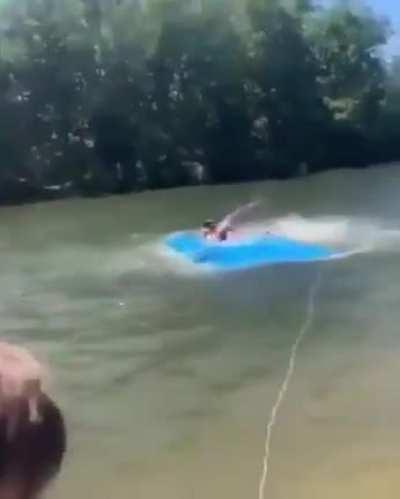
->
1, 165, 400, 499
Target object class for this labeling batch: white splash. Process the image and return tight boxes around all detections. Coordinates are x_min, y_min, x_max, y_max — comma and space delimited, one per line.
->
218, 201, 262, 232
267, 215, 351, 245
241, 214, 400, 256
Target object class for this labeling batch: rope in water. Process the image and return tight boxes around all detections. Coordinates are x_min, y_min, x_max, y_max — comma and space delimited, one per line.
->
258, 269, 323, 499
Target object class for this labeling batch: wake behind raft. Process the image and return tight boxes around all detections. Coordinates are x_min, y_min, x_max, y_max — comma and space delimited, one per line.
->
165, 231, 333, 271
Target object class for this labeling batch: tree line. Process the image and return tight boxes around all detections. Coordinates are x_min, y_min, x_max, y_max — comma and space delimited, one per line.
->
0, 0, 399, 204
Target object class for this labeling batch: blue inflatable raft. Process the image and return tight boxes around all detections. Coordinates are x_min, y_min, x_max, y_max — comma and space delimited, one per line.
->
165, 231, 333, 271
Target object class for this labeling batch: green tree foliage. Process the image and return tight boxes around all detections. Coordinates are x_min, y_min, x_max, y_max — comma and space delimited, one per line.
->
310, 6, 387, 125
0, 0, 397, 203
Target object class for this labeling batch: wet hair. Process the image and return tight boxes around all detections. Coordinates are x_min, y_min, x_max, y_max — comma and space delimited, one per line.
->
202, 219, 217, 230
0, 343, 66, 499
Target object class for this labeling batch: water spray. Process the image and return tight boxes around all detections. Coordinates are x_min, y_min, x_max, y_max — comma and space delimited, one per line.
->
217, 201, 262, 232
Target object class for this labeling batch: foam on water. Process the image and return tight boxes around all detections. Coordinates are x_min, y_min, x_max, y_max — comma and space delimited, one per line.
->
257, 214, 400, 252
266, 215, 351, 245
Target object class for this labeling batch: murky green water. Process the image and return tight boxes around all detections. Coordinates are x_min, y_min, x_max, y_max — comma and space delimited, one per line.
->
2, 165, 400, 499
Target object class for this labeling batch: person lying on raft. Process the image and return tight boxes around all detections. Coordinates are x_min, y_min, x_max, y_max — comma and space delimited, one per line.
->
201, 220, 234, 241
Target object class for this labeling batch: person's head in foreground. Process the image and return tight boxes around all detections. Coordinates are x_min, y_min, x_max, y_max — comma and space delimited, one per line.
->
0, 342, 66, 499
